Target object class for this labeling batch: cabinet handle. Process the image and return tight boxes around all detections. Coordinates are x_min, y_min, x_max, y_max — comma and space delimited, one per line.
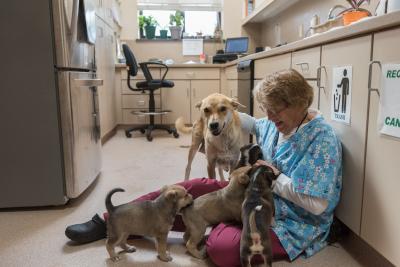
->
316, 65, 326, 110
295, 62, 310, 73
368, 61, 381, 98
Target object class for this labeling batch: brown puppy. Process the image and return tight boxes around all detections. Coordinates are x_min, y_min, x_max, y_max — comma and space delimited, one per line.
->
105, 185, 193, 262
175, 93, 245, 181
181, 165, 253, 259
240, 165, 277, 267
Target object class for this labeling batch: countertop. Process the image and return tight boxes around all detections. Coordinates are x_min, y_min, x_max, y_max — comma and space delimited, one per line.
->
115, 11, 400, 70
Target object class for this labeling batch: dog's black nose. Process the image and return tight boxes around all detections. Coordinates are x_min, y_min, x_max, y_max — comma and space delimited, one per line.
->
209, 122, 219, 130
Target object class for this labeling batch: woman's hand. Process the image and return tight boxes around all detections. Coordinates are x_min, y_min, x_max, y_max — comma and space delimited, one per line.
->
255, 160, 281, 176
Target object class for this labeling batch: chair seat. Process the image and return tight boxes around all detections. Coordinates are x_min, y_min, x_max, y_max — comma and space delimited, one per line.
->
136, 79, 174, 89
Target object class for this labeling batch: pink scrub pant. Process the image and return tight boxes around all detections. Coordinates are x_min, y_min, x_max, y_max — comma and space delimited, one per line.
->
104, 178, 288, 267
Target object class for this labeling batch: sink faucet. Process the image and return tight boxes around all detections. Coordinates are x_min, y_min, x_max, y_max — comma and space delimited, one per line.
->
328, 5, 348, 19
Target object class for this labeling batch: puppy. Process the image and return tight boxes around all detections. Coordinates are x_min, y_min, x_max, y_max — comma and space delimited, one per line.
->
181, 165, 253, 259
105, 185, 193, 262
240, 165, 277, 267
175, 93, 245, 181
235, 143, 263, 169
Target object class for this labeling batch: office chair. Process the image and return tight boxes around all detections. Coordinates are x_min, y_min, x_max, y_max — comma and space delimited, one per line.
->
122, 44, 179, 141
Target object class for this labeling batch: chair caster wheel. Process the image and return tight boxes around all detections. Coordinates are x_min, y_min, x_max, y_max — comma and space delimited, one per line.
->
125, 132, 132, 138
146, 135, 153, 142
140, 129, 145, 134
173, 132, 179, 138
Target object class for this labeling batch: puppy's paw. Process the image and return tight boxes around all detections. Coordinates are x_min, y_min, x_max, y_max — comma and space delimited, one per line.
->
125, 245, 136, 253
158, 252, 173, 262
188, 248, 207, 259
111, 256, 121, 262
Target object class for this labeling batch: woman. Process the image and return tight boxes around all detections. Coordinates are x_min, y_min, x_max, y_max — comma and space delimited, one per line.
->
65, 69, 342, 266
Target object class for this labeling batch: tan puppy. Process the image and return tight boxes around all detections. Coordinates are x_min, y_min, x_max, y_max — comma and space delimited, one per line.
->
105, 185, 193, 262
181, 165, 253, 259
176, 93, 245, 181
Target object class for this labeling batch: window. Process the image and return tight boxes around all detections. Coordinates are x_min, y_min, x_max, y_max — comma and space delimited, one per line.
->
185, 11, 218, 36
137, 0, 222, 39
140, 10, 219, 38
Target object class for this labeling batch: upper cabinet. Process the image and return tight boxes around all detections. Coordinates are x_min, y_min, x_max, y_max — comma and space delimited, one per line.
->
242, 0, 299, 26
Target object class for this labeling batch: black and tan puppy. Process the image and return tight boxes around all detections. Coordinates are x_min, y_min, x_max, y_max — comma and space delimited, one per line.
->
181, 165, 253, 259
235, 143, 263, 169
105, 185, 193, 262
240, 165, 277, 267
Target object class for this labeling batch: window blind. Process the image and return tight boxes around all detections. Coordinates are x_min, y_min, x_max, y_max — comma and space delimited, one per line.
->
137, 0, 222, 11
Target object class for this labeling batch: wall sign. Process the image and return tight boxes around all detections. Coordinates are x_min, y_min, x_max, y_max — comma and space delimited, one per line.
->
378, 64, 400, 138
331, 66, 352, 124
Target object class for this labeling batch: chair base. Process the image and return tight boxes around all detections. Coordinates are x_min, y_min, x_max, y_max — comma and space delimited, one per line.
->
125, 124, 179, 142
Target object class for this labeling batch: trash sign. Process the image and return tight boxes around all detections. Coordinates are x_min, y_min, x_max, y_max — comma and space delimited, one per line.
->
331, 66, 352, 124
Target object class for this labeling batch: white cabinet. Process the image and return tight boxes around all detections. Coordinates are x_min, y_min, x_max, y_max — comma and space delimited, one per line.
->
361, 27, 400, 267
162, 80, 191, 125
95, 18, 117, 138
253, 54, 291, 118
120, 68, 161, 125
162, 68, 221, 124
319, 36, 372, 235
292, 47, 321, 110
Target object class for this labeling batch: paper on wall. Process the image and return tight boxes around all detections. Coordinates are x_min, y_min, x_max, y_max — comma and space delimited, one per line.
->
378, 64, 400, 138
182, 39, 203, 56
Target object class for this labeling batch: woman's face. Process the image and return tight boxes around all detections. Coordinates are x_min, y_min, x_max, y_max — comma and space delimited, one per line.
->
263, 104, 306, 135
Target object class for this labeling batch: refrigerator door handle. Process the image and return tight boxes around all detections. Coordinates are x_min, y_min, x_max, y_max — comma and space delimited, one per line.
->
74, 78, 103, 87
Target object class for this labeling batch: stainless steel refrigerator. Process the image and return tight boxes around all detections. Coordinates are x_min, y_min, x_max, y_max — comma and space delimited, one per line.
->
0, 0, 102, 208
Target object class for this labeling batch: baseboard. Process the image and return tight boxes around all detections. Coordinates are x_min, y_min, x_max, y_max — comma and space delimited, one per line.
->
339, 230, 395, 267
101, 126, 118, 145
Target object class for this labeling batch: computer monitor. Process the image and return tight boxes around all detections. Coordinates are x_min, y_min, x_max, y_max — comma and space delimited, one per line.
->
225, 37, 249, 54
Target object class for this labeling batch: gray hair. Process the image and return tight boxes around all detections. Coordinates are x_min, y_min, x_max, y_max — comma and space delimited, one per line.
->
253, 69, 314, 113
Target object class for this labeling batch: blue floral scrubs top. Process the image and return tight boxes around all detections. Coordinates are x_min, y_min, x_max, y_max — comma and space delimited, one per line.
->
255, 114, 342, 260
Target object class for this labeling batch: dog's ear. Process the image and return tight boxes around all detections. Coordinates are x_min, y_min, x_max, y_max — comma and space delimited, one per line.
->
236, 165, 252, 184
230, 98, 246, 110
195, 100, 202, 109
165, 189, 178, 200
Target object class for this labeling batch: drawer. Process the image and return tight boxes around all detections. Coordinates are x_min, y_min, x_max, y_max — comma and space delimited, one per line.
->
167, 68, 220, 79
254, 53, 291, 79
225, 65, 238, 80
122, 109, 161, 124
121, 80, 162, 95
122, 94, 161, 109
292, 47, 321, 79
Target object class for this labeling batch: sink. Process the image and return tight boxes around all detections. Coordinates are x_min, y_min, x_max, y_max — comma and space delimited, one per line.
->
309, 16, 344, 35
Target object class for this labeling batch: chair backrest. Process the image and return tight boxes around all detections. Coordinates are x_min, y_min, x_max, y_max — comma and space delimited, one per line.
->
122, 44, 138, 77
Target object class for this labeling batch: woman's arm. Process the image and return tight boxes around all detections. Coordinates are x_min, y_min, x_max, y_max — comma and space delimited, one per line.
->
273, 173, 328, 215
238, 112, 257, 135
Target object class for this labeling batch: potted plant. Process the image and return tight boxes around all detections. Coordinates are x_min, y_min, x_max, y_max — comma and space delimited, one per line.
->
160, 25, 168, 39
138, 15, 145, 38
169, 11, 184, 39
143, 16, 158, 39
340, 0, 371, 25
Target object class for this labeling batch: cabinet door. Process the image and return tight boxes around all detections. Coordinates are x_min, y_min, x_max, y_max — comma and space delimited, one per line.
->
95, 18, 107, 136
253, 54, 291, 118
361, 28, 400, 267
320, 36, 371, 234
254, 53, 291, 79
191, 80, 220, 120
162, 80, 191, 124
292, 47, 321, 110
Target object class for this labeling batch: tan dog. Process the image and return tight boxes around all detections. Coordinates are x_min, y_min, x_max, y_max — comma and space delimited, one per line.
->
105, 185, 193, 262
175, 93, 245, 181
181, 165, 253, 259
